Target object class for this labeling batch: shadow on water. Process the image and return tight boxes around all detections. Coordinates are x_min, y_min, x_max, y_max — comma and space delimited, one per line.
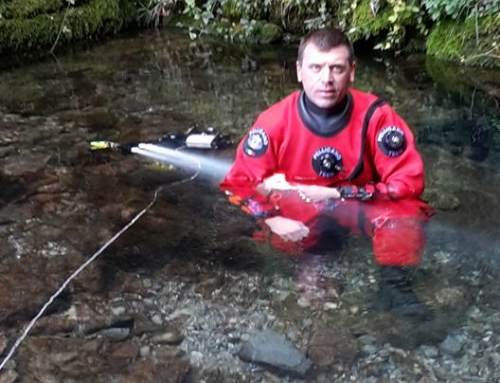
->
1, 27, 500, 380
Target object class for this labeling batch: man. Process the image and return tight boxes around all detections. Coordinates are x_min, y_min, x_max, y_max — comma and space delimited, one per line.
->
220, 27, 433, 317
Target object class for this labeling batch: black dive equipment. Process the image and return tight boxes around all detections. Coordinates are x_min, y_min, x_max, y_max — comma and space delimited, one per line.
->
90, 126, 232, 153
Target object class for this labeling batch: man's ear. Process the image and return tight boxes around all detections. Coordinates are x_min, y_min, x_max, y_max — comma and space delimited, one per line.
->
350, 61, 356, 83
296, 60, 302, 83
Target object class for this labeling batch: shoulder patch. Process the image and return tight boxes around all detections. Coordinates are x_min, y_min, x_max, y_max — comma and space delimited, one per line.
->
243, 128, 269, 158
377, 126, 406, 157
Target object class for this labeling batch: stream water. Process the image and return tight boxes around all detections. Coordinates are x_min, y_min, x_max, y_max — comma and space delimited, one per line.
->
1, 27, 500, 383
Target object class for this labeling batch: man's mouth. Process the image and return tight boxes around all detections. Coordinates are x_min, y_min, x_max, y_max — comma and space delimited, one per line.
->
318, 89, 336, 97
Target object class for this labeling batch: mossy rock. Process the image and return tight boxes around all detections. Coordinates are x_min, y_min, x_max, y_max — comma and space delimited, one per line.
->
426, 14, 500, 69
349, 0, 393, 41
249, 20, 282, 44
0, 0, 138, 57
268, 0, 328, 33
0, 0, 63, 19
423, 188, 460, 211
220, 0, 267, 22
173, 14, 282, 44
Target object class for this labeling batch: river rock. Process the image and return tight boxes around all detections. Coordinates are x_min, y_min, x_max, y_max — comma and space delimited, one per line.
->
307, 328, 359, 367
238, 330, 311, 377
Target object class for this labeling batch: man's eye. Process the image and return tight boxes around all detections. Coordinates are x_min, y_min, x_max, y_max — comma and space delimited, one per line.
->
332, 65, 344, 73
311, 65, 321, 72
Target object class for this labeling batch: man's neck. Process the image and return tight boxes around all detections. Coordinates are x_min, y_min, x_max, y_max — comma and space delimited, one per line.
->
297, 91, 353, 136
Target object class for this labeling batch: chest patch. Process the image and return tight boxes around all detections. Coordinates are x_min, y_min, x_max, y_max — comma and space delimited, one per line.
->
377, 126, 406, 157
312, 147, 343, 178
243, 128, 269, 157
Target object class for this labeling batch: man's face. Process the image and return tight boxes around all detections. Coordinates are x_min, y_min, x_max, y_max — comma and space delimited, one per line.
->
296, 43, 356, 109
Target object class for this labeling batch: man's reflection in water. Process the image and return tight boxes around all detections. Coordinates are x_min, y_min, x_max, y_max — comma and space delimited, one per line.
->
251, 194, 433, 319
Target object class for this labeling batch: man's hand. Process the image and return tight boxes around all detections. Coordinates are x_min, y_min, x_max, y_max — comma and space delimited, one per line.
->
257, 174, 295, 196
264, 216, 310, 242
295, 185, 340, 203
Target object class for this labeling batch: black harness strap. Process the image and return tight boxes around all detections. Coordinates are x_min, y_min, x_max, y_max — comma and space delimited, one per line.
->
348, 98, 386, 181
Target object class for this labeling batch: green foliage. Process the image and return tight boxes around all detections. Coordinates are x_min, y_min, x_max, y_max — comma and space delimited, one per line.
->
422, 0, 500, 21
1, 0, 499, 68
137, 0, 177, 27
426, 14, 500, 67
423, 0, 468, 21
221, 0, 268, 22
163, 0, 285, 42
0, 0, 136, 55
347, 0, 499, 60
268, 0, 334, 32
0, 0, 63, 19
348, 0, 422, 52
140, 0, 499, 68
350, 0, 392, 39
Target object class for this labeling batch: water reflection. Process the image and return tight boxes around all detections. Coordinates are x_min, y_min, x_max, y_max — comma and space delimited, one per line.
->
0, 27, 500, 382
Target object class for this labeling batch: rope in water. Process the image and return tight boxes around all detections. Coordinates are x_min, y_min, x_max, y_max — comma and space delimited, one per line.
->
0, 149, 200, 372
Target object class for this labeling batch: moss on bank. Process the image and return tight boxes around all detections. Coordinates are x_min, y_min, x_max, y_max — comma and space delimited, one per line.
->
427, 15, 500, 68
350, 0, 393, 41
0, 0, 137, 58
0, 0, 63, 19
1, 0, 499, 70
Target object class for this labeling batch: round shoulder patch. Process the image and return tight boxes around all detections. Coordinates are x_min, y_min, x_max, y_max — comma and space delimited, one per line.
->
243, 128, 269, 158
377, 126, 407, 157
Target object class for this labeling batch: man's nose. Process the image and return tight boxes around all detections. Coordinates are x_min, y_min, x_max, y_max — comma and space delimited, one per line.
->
320, 67, 333, 82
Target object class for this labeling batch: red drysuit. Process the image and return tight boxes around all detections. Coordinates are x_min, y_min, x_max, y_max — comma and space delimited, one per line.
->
221, 89, 433, 266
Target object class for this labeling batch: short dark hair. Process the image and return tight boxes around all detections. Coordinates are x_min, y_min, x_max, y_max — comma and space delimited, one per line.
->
297, 28, 355, 65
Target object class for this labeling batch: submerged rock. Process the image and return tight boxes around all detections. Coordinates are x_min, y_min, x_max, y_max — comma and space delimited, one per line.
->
238, 330, 312, 377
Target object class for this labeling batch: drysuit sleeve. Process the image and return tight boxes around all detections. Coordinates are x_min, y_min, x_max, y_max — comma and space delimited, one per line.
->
220, 124, 281, 218
365, 103, 425, 200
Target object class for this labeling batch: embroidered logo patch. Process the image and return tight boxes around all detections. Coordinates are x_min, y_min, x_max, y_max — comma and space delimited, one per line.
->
243, 128, 269, 157
377, 126, 406, 157
312, 147, 343, 178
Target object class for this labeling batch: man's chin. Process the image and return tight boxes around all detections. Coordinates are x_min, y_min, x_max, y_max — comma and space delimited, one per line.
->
315, 98, 338, 109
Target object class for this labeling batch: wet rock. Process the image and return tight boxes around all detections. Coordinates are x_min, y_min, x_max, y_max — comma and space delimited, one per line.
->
152, 345, 185, 359
123, 356, 190, 383
308, 328, 359, 368
108, 341, 140, 359
17, 334, 189, 383
439, 333, 467, 356
33, 299, 132, 336
0, 268, 60, 325
0, 335, 6, 355
423, 188, 460, 211
0, 369, 18, 383
190, 350, 205, 367
132, 313, 163, 336
99, 327, 131, 342
420, 345, 439, 358
238, 330, 312, 377
76, 107, 119, 133
1, 151, 52, 178
0, 145, 16, 158
434, 286, 468, 308
198, 274, 226, 297
150, 329, 184, 345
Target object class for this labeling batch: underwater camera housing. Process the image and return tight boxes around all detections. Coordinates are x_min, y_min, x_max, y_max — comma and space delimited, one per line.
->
157, 126, 232, 150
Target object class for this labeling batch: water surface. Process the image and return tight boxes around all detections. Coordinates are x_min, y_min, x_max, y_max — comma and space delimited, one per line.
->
1, 27, 500, 382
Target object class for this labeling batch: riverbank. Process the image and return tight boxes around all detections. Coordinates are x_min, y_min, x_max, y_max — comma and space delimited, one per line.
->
0, 0, 499, 69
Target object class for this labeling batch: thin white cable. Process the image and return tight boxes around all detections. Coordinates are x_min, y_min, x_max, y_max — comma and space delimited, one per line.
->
0, 187, 161, 371
0, 147, 202, 371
